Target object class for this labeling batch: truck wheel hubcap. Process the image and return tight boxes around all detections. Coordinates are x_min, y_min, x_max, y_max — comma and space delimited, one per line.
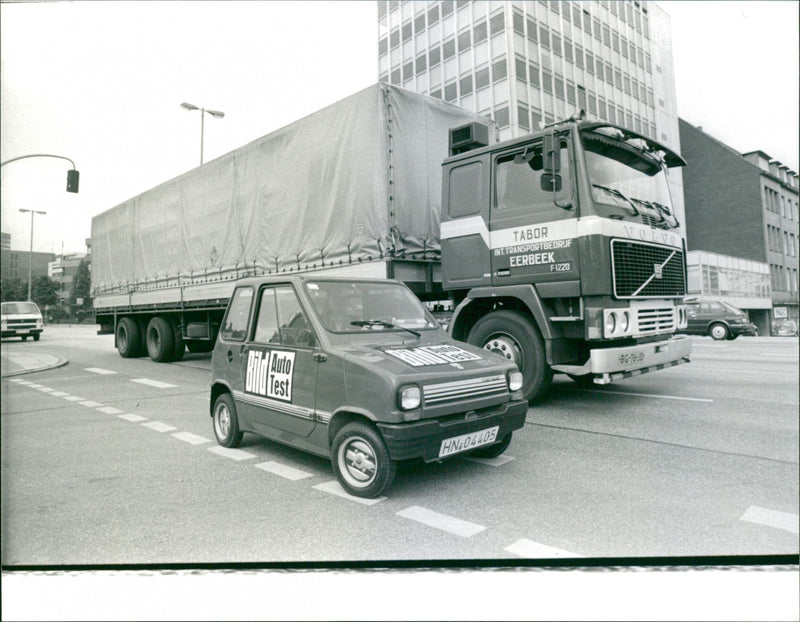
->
340, 438, 377, 487
483, 334, 523, 368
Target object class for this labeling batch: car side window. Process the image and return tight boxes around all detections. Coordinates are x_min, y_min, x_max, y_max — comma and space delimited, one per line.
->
220, 287, 253, 341
254, 285, 316, 348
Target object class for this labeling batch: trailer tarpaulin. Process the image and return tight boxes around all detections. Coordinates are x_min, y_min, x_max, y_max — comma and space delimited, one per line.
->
91, 83, 490, 294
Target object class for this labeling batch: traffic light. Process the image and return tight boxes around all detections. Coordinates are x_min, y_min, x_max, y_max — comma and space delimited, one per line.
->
66, 169, 80, 193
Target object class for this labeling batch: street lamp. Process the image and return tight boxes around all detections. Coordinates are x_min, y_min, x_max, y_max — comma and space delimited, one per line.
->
18, 208, 47, 301
180, 102, 225, 165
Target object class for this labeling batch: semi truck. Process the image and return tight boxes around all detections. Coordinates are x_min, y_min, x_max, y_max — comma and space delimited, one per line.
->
92, 82, 691, 402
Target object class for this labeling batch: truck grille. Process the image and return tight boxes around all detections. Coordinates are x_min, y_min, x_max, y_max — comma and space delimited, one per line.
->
612, 240, 686, 298
423, 374, 507, 405
636, 307, 676, 333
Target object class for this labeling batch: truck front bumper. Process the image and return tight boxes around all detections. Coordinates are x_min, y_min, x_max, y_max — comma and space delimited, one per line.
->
376, 399, 529, 463
552, 334, 692, 384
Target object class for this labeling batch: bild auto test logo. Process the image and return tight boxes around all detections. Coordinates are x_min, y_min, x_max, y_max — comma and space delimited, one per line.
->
245, 347, 295, 402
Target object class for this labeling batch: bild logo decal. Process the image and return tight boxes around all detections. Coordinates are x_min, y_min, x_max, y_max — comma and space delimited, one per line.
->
385, 345, 482, 367
245, 348, 295, 402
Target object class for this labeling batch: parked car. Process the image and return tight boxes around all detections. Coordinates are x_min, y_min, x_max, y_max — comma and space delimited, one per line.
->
1, 301, 44, 341
771, 318, 798, 337
210, 276, 528, 498
681, 298, 757, 340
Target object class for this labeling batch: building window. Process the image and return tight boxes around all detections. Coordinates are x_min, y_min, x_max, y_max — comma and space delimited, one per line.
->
494, 106, 510, 128
552, 33, 562, 56
527, 18, 537, 43
430, 46, 441, 67
528, 62, 540, 88
542, 68, 552, 93
416, 54, 427, 74
492, 58, 508, 82
518, 104, 529, 130
539, 25, 550, 50
414, 12, 425, 34
391, 67, 401, 84
490, 10, 505, 35
554, 74, 564, 100
458, 29, 471, 52
427, 4, 440, 24
390, 29, 400, 49
515, 57, 527, 81
444, 82, 458, 102
513, 10, 524, 35
379, 37, 388, 56
476, 65, 490, 89
402, 20, 413, 42
442, 1, 454, 17
566, 82, 576, 105
563, 38, 573, 62
443, 38, 456, 60
474, 19, 488, 44
460, 73, 473, 96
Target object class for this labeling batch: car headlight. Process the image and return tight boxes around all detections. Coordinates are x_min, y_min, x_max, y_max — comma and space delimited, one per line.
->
508, 371, 523, 392
398, 385, 421, 410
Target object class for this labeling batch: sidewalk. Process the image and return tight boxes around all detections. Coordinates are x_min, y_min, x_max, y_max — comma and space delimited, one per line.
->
0, 350, 67, 378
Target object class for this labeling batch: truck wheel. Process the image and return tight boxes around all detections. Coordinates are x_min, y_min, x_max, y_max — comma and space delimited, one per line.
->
212, 393, 243, 448
117, 317, 143, 358
146, 316, 176, 362
468, 310, 553, 403
331, 422, 396, 498
470, 432, 512, 459
709, 323, 729, 341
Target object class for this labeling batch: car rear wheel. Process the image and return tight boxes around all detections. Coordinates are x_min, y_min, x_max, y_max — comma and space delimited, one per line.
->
709, 323, 729, 340
212, 393, 243, 448
332, 422, 396, 498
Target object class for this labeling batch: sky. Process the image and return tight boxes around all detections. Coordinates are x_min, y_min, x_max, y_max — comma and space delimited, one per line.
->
1, 0, 798, 256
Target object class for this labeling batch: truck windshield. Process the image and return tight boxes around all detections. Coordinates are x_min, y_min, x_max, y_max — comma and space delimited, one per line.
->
582, 130, 679, 229
304, 281, 438, 334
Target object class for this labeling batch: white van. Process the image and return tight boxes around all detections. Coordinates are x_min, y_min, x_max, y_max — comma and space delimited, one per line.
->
1, 301, 44, 341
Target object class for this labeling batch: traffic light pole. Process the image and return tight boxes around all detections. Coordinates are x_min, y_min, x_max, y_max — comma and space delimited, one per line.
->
0, 153, 80, 192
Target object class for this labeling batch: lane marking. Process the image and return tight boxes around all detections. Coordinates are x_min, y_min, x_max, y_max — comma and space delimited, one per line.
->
207, 446, 256, 461
36, 387, 55, 392
740, 506, 799, 535
26, 383, 44, 389
396, 506, 486, 537
50, 391, 69, 397
142, 421, 177, 433
9, 379, 27, 384
255, 461, 314, 481
97, 406, 125, 415
63, 395, 85, 402
117, 414, 148, 423
312, 481, 385, 505
172, 431, 212, 445
132, 378, 177, 389
580, 389, 713, 403
79, 400, 103, 408
505, 539, 584, 558
85, 368, 116, 375
463, 455, 515, 467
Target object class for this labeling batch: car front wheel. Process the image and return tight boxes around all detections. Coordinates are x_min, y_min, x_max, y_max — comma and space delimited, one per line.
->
331, 422, 396, 498
709, 323, 729, 340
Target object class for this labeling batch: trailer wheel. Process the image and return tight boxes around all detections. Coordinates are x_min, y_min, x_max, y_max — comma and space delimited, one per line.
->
468, 310, 552, 403
116, 317, 143, 358
146, 316, 176, 362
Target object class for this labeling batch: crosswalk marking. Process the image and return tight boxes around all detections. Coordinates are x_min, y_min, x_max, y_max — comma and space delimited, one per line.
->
396, 506, 486, 537
463, 455, 515, 467
117, 414, 147, 423
131, 378, 177, 389
172, 431, 212, 445
740, 506, 799, 535
142, 421, 177, 433
79, 400, 102, 408
312, 481, 386, 505
207, 446, 256, 461
85, 368, 116, 375
255, 461, 314, 481
97, 406, 125, 415
504, 539, 584, 559
50, 391, 69, 397
63, 395, 85, 401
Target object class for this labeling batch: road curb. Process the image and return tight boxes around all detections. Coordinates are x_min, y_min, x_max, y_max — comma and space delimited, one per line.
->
1, 357, 69, 378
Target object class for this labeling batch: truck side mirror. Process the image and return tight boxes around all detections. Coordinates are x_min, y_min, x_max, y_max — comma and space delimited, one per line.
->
541, 173, 562, 192
543, 134, 560, 174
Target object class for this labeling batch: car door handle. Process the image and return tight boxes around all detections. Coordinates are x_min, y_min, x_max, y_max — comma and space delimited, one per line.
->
313, 352, 327, 363
227, 350, 234, 363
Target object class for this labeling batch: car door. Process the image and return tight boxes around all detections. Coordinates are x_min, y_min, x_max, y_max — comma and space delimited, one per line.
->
238, 284, 319, 438
215, 286, 255, 397
685, 303, 702, 333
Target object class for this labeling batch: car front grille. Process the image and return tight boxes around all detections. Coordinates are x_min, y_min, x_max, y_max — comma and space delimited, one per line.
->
612, 240, 686, 298
423, 374, 507, 405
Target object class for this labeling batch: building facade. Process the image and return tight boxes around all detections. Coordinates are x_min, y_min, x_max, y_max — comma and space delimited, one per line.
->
48, 252, 89, 306
679, 119, 799, 333
377, 0, 686, 230
0, 248, 56, 284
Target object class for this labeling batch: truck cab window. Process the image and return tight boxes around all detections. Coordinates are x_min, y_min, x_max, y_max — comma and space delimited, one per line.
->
496, 139, 572, 212
220, 287, 253, 341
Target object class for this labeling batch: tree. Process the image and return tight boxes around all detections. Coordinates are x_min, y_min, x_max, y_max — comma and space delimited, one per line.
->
31, 276, 60, 309
1, 278, 28, 302
72, 259, 92, 311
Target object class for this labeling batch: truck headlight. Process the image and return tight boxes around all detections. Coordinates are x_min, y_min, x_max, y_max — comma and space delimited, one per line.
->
508, 371, 523, 392
605, 312, 617, 336
398, 385, 421, 410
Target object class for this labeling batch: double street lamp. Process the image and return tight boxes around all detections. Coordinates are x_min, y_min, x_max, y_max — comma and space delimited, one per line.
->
180, 102, 225, 165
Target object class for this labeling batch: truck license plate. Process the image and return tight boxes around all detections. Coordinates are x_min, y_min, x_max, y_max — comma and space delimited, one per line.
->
439, 426, 499, 458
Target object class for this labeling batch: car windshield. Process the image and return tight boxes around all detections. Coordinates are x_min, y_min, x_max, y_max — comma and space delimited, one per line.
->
1, 302, 40, 315
718, 301, 746, 315
582, 130, 679, 229
304, 281, 438, 333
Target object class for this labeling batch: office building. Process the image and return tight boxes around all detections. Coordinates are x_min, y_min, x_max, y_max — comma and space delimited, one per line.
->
377, 0, 685, 230
679, 119, 799, 333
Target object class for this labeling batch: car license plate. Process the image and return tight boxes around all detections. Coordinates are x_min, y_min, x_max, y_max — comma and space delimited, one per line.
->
18, 329, 30, 334
439, 426, 499, 458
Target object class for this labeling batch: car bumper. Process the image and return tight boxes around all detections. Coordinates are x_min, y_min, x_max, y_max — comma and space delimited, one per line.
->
376, 399, 529, 462
731, 323, 758, 336
2, 328, 43, 338
552, 335, 693, 384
